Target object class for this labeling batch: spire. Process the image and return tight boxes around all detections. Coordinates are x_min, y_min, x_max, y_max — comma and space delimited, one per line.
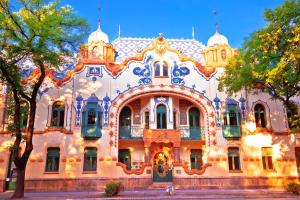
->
118, 24, 121, 38
212, 9, 219, 33
192, 26, 195, 39
97, 0, 101, 29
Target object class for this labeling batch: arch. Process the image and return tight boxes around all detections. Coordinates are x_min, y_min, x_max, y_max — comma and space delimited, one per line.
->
51, 101, 65, 127
109, 84, 217, 147
154, 62, 160, 77
162, 61, 168, 76
119, 106, 132, 138
251, 100, 271, 129
156, 104, 167, 129
254, 104, 267, 128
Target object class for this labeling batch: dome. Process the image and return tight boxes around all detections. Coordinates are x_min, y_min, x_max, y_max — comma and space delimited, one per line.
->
88, 24, 109, 44
207, 30, 228, 47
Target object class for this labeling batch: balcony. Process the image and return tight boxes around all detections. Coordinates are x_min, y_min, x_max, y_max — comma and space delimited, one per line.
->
222, 125, 241, 139
180, 126, 204, 140
81, 125, 101, 139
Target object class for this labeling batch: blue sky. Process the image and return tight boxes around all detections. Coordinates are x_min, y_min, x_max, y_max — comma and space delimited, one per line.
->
62, 0, 284, 47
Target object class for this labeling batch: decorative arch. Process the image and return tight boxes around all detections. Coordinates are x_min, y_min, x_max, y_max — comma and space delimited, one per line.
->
251, 100, 272, 130
108, 84, 217, 147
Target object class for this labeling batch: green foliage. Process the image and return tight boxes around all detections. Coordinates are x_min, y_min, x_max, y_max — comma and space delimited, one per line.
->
288, 115, 300, 131
104, 181, 122, 197
0, 0, 89, 68
287, 182, 300, 195
219, 0, 300, 105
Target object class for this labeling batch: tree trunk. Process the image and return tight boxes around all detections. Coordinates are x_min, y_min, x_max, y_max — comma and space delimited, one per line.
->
11, 167, 25, 198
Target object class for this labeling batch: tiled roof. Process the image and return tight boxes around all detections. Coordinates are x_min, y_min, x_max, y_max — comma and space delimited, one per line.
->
112, 37, 206, 64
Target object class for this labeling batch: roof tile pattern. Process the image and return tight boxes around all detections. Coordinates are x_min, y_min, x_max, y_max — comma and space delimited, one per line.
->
112, 38, 206, 64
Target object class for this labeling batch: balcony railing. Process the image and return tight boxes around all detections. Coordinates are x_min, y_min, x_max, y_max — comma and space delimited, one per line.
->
222, 125, 241, 139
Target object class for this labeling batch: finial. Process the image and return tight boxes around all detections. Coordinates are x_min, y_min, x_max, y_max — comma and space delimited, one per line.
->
212, 9, 218, 33
97, 0, 101, 28
118, 24, 121, 38
192, 26, 195, 39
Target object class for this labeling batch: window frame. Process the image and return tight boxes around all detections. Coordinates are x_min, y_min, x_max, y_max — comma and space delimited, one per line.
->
45, 147, 60, 172
261, 147, 274, 171
50, 101, 65, 128
83, 147, 97, 172
228, 147, 241, 171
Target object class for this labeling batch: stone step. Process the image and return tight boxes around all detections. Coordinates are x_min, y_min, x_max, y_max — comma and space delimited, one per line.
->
147, 182, 174, 189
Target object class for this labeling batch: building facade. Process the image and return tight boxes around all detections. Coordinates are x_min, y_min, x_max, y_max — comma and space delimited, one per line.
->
0, 21, 300, 192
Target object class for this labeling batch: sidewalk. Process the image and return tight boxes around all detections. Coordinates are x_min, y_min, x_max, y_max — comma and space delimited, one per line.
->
0, 189, 298, 200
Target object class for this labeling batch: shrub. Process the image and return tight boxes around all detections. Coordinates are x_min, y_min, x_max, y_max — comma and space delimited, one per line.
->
287, 182, 300, 195
104, 181, 122, 197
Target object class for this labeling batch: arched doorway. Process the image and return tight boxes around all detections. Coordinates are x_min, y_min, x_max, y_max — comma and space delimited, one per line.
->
189, 107, 201, 139
157, 104, 167, 129
153, 152, 172, 182
119, 106, 132, 139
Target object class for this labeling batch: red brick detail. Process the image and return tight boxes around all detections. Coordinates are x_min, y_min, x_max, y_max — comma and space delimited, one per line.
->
174, 163, 212, 175
179, 99, 192, 125
116, 162, 151, 175
129, 99, 141, 124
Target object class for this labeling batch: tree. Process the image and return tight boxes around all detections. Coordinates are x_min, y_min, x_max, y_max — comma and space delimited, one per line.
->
219, 0, 300, 108
0, 0, 89, 198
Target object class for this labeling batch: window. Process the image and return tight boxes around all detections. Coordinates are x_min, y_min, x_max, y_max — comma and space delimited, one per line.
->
189, 107, 201, 139
228, 147, 241, 171
157, 104, 167, 129
162, 62, 168, 76
51, 101, 65, 127
119, 106, 131, 138
224, 104, 240, 126
81, 97, 102, 138
20, 101, 29, 128
118, 149, 131, 170
154, 62, 160, 76
45, 148, 60, 172
262, 147, 273, 170
254, 104, 267, 128
83, 147, 97, 172
145, 112, 149, 129
221, 49, 227, 60
190, 149, 202, 170
173, 111, 176, 130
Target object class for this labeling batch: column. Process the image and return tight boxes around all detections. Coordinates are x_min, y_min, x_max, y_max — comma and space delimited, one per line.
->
144, 147, 151, 163
174, 147, 180, 163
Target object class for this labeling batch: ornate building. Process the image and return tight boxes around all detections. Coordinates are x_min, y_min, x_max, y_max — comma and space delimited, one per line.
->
0, 19, 300, 192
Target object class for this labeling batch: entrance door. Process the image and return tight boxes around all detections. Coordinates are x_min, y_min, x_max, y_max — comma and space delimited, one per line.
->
118, 149, 131, 170
119, 106, 131, 138
296, 147, 300, 176
153, 152, 172, 182
189, 107, 201, 139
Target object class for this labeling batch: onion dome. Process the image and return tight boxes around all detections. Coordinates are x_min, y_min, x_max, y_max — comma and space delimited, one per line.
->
207, 28, 228, 47
88, 24, 109, 44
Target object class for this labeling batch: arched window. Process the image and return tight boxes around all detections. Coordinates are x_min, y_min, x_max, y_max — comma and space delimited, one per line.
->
157, 104, 167, 129
154, 62, 160, 77
119, 106, 131, 138
189, 107, 201, 139
81, 96, 102, 138
163, 62, 168, 76
20, 101, 29, 128
254, 104, 267, 128
51, 101, 65, 127
221, 49, 227, 60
